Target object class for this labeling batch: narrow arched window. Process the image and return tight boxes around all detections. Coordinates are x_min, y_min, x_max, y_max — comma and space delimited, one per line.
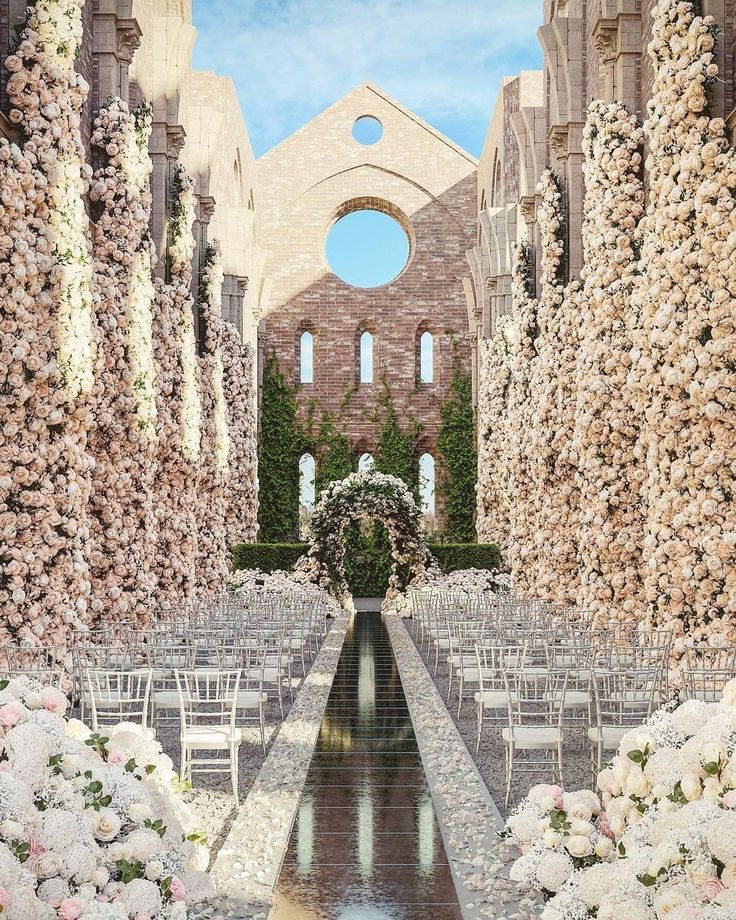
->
299, 453, 316, 538
358, 452, 374, 472
300, 331, 313, 384
419, 331, 433, 383
359, 331, 373, 384
419, 453, 435, 518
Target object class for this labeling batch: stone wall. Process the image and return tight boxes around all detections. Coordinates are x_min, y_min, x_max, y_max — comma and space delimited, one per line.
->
257, 83, 478, 522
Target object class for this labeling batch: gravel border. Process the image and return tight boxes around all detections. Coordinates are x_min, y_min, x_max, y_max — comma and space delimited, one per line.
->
386, 614, 542, 920
208, 615, 349, 916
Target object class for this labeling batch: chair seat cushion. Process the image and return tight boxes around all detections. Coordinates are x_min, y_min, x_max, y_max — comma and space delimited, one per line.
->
502, 726, 561, 747
563, 691, 591, 708
588, 725, 630, 746
475, 690, 507, 708
237, 691, 267, 709
153, 690, 179, 707
183, 726, 241, 747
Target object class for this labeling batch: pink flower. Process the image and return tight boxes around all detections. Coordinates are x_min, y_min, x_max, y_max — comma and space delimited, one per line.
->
169, 878, 186, 902
58, 899, 83, 920
28, 836, 45, 856
41, 690, 66, 714
0, 702, 23, 728
702, 879, 725, 902
106, 747, 124, 765
0, 887, 8, 910
723, 790, 736, 809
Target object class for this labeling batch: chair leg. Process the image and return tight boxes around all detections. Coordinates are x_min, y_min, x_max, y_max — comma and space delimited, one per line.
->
231, 746, 239, 806
476, 704, 483, 755
505, 744, 514, 811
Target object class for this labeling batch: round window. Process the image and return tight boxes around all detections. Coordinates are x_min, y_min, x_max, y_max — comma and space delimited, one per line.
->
326, 210, 409, 288
352, 115, 383, 145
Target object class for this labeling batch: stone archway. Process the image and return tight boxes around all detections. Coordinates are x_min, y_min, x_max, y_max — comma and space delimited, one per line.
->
296, 470, 435, 601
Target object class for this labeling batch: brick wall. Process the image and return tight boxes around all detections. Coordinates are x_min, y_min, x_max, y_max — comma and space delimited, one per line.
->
260, 172, 477, 521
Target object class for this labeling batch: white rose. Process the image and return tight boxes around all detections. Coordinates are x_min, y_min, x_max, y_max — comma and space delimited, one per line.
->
565, 835, 593, 858
35, 852, 62, 879
626, 768, 651, 799
540, 795, 557, 812
702, 742, 727, 770
653, 889, 685, 916
570, 819, 595, 837
720, 860, 736, 889
680, 773, 702, 801
145, 859, 163, 881
0, 819, 23, 839
93, 808, 122, 842
129, 802, 153, 823
24, 692, 42, 710
61, 754, 82, 778
65, 719, 91, 741
543, 828, 563, 847
594, 837, 613, 858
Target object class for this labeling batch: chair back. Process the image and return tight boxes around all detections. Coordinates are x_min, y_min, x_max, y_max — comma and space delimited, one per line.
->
85, 668, 152, 728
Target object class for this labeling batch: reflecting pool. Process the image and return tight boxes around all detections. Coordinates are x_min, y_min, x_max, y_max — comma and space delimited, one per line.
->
270, 612, 462, 919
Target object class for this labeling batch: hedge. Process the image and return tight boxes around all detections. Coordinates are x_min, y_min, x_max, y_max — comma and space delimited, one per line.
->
232, 541, 502, 597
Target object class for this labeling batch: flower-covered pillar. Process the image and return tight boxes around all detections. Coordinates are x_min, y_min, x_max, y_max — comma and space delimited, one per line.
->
505, 241, 539, 591
222, 322, 259, 548
526, 170, 570, 599
87, 99, 159, 625
195, 242, 230, 592
631, 0, 736, 644
574, 100, 646, 626
152, 165, 202, 606
0, 0, 96, 645
476, 317, 513, 549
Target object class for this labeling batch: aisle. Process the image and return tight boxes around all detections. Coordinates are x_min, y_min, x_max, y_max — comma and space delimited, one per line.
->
270, 611, 462, 919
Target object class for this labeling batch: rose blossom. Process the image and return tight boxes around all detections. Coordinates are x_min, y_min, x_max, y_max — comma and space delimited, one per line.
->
0, 702, 23, 728
58, 899, 83, 920
169, 878, 186, 902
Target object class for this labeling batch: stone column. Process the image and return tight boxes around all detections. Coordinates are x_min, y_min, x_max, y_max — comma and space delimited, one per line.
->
92, 3, 141, 106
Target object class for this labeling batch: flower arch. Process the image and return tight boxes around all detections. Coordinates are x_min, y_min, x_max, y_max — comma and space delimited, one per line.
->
295, 470, 436, 601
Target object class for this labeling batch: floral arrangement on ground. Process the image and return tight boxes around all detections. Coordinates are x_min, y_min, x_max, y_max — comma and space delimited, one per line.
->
0, 677, 213, 918
506, 682, 736, 920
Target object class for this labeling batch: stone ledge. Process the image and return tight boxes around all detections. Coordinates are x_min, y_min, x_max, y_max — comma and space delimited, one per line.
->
209, 615, 350, 914
385, 614, 541, 920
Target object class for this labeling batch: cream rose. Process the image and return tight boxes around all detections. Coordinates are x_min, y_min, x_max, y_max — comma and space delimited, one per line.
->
93, 808, 121, 843
565, 835, 594, 858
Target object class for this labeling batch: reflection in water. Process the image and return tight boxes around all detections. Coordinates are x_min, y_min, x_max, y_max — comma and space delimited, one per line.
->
296, 794, 314, 875
357, 788, 373, 879
270, 613, 462, 919
358, 634, 375, 718
417, 795, 435, 878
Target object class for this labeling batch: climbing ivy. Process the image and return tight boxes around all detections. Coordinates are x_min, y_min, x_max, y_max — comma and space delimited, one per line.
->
437, 351, 477, 542
302, 408, 355, 498
257, 351, 300, 542
374, 371, 422, 499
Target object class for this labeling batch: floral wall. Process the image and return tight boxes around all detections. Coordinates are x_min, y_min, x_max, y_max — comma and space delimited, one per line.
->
477, 0, 736, 649
0, 0, 259, 647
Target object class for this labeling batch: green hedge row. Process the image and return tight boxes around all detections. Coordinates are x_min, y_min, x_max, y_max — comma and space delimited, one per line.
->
232, 541, 501, 597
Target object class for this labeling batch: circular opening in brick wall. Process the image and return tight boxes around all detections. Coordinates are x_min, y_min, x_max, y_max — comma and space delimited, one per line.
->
326, 209, 410, 288
352, 115, 383, 145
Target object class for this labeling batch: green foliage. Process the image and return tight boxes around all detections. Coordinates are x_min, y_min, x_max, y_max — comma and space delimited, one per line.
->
233, 542, 500, 595
232, 542, 308, 572
374, 371, 421, 499
302, 408, 355, 498
429, 543, 500, 573
257, 352, 300, 542
437, 351, 477, 542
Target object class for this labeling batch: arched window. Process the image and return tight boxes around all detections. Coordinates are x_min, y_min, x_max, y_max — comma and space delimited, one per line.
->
300, 330, 313, 384
419, 331, 433, 384
359, 331, 373, 384
299, 453, 316, 538
419, 453, 435, 519
358, 452, 374, 472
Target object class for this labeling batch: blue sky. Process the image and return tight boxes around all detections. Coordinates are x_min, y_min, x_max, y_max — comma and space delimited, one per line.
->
191, 0, 543, 160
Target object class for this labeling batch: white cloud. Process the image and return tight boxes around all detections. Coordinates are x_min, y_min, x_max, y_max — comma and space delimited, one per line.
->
192, 0, 542, 156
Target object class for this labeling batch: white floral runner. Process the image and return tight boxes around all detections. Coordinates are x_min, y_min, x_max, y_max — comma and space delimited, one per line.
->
385, 614, 541, 920
209, 614, 349, 914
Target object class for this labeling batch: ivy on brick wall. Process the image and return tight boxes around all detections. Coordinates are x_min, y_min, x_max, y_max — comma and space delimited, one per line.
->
302, 406, 355, 497
437, 351, 477, 542
375, 371, 422, 500
257, 351, 300, 542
